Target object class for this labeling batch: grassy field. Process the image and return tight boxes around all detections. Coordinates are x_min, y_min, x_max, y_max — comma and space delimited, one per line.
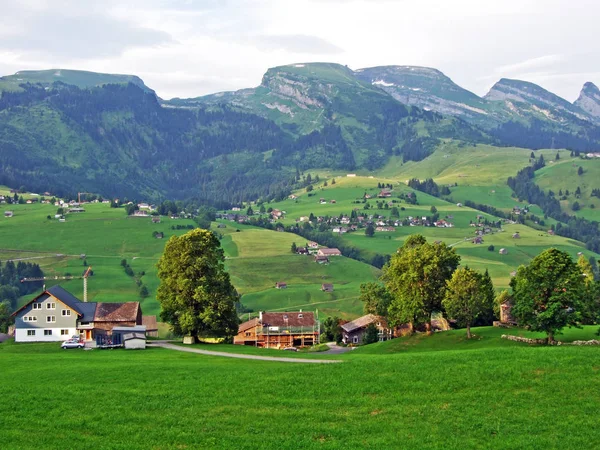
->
218, 223, 379, 319
535, 156, 600, 222
0, 201, 378, 322
1, 326, 599, 449
261, 174, 596, 290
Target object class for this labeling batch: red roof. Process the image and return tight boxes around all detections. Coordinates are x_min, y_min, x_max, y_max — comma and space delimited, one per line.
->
262, 312, 315, 328
94, 302, 140, 322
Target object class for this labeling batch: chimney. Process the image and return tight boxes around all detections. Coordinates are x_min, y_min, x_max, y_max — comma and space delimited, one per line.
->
259, 311, 263, 323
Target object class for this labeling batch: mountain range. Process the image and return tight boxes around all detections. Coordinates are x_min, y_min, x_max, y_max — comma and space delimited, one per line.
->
0, 63, 599, 204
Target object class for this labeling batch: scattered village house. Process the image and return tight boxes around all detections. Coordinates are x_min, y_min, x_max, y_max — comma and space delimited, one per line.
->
234, 311, 319, 348
341, 314, 394, 345
4, 211, 13, 218
11, 285, 142, 342
275, 282, 287, 289
317, 248, 342, 257
314, 255, 329, 264
321, 283, 334, 292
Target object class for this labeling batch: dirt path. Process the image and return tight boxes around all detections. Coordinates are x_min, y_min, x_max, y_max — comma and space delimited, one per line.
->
150, 341, 342, 364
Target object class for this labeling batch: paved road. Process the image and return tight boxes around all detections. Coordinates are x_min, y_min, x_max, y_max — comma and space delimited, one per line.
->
149, 341, 342, 364
322, 342, 353, 354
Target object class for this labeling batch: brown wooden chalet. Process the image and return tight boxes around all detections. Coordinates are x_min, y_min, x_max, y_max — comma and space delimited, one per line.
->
92, 302, 143, 333
341, 314, 393, 345
234, 311, 319, 348
321, 283, 334, 292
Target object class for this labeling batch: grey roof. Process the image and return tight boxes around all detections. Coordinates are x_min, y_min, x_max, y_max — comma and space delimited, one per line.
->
341, 314, 379, 333
113, 325, 146, 333
75, 302, 97, 322
123, 332, 146, 341
46, 285, 83, 311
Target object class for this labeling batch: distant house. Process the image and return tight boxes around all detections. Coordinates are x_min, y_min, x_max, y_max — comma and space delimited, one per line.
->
330, 200, 336, 204
341, 314, 394, 345
289, 194, 298, 200
154, 232, 164, 239
234, 311, 319, 348
500, 299, 516, 325
217, 223, 226, 228
512, 232, 520, 239
133, 210, 149, 217
548, 229, 555, 236
457, 203, 463, 207
232, 207, 241, 211
321, 283, 334, 292
472, 236, 483, 244
314, 255, 329, 264
499, 248, 508, 255
68, 207, 85, 213
4, 211, 13, 218
296, 247, 308, 255
378, 190, 392, 198
275, 282, 287, 289
317, 248, 342, 257
346, 174, 356, 177
308, 241, 319, 249
151, 217, 161, 223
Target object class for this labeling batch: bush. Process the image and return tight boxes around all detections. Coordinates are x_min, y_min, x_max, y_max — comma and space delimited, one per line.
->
488, 245, 495, 252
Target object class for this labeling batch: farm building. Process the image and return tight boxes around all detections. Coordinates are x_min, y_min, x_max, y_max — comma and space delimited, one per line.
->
68, 207, 85, 213
142, 316, 159, 337
321, 283, 334, 292
123, 332, 147, 349
341, 314, 394, 345
11, 286, 142, 343
234, 311, 319, 348
314, 255, 329, 264
4, 211, 13, 217
317, 248, 342, 257
499, 248, 508, 255
275, 282, 287, 289
308, 241, 319, 249
151, 216, 161, 223
512, 232, 520, 239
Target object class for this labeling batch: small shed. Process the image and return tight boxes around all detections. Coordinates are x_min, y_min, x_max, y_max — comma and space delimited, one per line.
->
275, 282, 287, 289
321, 283, 334, 292
499, 248, 508, 255
123, 332, 146, 350
112, 325, 146, 342
4, 211, 13, 218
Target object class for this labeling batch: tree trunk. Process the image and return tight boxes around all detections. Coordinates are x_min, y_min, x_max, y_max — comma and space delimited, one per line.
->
466, 325, 472, 339
547, 332, 554, 344
425, 320, 432, 335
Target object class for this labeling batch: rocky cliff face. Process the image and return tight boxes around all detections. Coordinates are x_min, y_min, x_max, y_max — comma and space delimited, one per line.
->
484, 78, 590, 123
574, 82, 600, 120
354, 66, 490, 124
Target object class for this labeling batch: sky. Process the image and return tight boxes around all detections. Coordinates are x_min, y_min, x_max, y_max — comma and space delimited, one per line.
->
0, 0, 599, 101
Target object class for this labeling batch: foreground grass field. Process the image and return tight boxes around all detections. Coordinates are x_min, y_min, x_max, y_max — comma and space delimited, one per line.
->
1, 327, 599, 449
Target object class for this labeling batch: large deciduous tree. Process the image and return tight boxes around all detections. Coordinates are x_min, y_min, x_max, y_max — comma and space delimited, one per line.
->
359, 282, 392, 316
510, 248, 586, 342
157, 229, 239, 341
443, 267, 491, 338
383, 234, 460, 331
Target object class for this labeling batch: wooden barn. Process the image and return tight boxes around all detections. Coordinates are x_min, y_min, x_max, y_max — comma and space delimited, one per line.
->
234, 311, 319, 349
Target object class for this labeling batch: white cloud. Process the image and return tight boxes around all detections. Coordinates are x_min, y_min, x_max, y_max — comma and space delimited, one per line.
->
0, 0, 598, 100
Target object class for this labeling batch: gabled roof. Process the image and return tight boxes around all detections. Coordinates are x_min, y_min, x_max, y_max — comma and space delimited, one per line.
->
341, 314, 382, 333
76, 302, 97, 322
262, 312, 315, 328
238, 318, 259, 333
94, 302, 140, 322
11, 285, 84, 317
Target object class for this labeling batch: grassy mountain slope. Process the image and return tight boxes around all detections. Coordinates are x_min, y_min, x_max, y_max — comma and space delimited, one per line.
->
264, 174, 596, 289
0, 200, 377, 320
534, 156, 600, 222
0, 69, 153, 94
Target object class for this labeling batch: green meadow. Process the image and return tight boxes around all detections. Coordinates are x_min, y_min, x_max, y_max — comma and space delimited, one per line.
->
218, 223, 378, 319
535, 156, 600, 222
266, 174, 595, 290
0, 201, 378, 321
1, 326, 599, 449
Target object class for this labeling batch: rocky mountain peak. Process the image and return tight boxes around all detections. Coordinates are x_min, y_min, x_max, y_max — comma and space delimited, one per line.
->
574, 82, 600, 119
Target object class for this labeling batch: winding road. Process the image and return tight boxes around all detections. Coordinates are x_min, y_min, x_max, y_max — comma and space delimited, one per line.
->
149, 341, 343, 364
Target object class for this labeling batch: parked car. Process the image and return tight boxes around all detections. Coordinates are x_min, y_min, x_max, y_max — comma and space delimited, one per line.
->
283, 346, 298, 352
61, 339, 84, 349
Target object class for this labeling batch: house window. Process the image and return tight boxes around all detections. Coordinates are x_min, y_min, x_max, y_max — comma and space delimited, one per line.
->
46, 302, 56, 310
298, 314, 303, 319
353, 336, 359, 344
44, 330, 52, 336
23, 316, 37, 322
376, 322, 381, 326
62, 310, 71, 316
61, 329, 69, 335
27, 330, 36, 336
245, 332, 251, 337
32, 303, 42, 310
46, 316, 56, 323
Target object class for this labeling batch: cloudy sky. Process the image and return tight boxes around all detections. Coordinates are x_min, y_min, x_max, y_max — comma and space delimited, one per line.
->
1, 0, 598, 100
